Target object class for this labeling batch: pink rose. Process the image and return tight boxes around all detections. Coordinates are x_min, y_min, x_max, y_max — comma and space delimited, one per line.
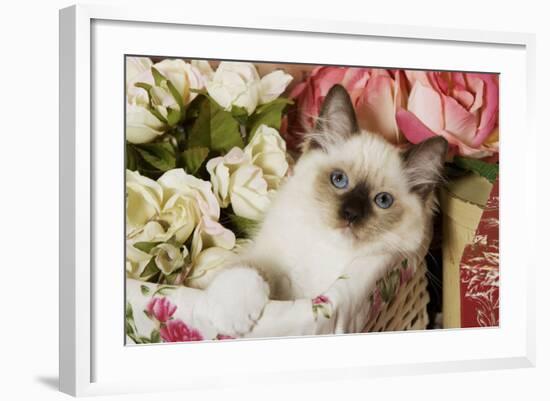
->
285, 67, 410, 150
285, 67, 370, 150
396, 71, 499, 158
312, 295, 330, 305
146, 297, 177, 323
160, 319, 203, 342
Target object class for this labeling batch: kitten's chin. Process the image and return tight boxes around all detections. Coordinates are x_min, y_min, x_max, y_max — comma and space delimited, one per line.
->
338, 224, 360, 241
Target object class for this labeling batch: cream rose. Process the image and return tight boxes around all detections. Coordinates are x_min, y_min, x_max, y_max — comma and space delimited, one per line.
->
244, 124, 288, 189
229, 164, 271, 220
126, 57, 153, 88
186, 247, 236, 289
126, 58, 165, 144
126, 103, 165, 144
158, 168, 221, 221
126, 170, 163, 234
126, 233, 189, 278
259, 70, 293, 104
206, 147, 250, 207
153, 58, 206, 105
207, 147, 271, 220
206, 62, 292, 115
190, 216, 236, 260
126, 58, 207, 144
150, 243, 188, 275
191, 60, 215, 81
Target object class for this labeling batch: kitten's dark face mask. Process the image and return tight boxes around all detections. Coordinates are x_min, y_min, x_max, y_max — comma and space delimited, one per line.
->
315, 165, 405, 241
307, 84, 448, 242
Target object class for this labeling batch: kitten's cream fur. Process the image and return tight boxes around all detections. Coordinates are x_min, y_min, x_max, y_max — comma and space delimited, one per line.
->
195, 85, 447, 336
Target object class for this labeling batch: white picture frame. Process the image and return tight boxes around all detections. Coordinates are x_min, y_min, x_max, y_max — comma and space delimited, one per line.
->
59, 3, 536, 397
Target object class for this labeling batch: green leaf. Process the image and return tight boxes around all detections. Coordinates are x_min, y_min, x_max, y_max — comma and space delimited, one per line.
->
133, 241, 162, 254
231, 105, 249, 125
182, 147, 209, 174
125, 321, 135, 336
210, 101, 243, 152
152, 285, 177, 297
148, 107, 168, 124
134, 82, 153, 92
150, 329, 161, 343
228, 213, 258, 238
189, 88, 208, 96
247, 98, 292, 138
126, 143, 138, 171
187, 96, 211, 148
166, 107, 181, 127
151, 67, 166, 86
140, 259, 160, 280
140, 285, 151, 296
125, 301, 134, 320
126, 331, 141, 344
188, 97, 243, 152
166, 79, 185, 112
453, 157, 499, 183
135, 142, 176, 171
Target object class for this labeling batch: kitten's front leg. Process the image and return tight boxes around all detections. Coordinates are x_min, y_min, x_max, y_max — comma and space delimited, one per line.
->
197, 265, 270, 336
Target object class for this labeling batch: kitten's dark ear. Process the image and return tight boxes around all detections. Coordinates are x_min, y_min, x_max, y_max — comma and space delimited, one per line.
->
402, 136, 448, 198
307, 84, 358, 150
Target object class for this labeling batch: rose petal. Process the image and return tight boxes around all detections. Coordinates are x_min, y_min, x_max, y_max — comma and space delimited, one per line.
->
406, 82, 444, 133
395, 109, 437, 144
468, 74, 499, 146
357, 75, 400, 143
443, 96, 477, 144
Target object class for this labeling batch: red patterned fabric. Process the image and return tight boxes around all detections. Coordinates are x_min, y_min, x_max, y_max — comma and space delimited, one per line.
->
459, 177, 499, 327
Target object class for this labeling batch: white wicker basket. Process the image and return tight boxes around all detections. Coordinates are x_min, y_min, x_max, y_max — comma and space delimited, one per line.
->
363, 262, 430, 332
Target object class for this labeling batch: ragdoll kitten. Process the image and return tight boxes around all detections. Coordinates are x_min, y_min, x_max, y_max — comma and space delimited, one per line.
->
196, 84, 447, 336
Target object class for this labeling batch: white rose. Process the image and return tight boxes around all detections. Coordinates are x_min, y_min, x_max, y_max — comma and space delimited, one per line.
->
153, 59, 206, 105
126, 170, 163, 234
190, 216, 236, 260
191, 60, 215, 81
126, 57, 153, 87
157, 191, 200, 244
244, 124, 289, 189
126, 59, 208, 143
126, 58, 166, 144
125, 220, 162, 279
149, 85, 180, 122
206, 62, 292, 115
126, 224, 189, 278
187, 247, 236, 289
206, 147, 250, 207
259, 70, 293, 104
158, 168, 221, 221
206, 62, 261, 115
151, 243, 188, 275
207, 147, 271, 220
126, 103, 165, 144
229, 164, 271, 220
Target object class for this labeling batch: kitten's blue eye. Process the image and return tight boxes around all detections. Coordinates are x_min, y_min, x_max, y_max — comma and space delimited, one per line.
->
374, 192, 394, 209
330, 170, 348, 189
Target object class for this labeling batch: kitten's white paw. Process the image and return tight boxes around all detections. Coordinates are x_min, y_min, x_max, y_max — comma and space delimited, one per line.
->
200, 266, 269, 336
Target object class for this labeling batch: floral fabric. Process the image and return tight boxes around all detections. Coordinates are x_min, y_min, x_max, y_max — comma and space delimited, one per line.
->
126, 255, 418, 344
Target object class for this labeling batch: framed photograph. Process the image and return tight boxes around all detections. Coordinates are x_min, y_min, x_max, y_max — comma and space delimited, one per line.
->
59, 4, 536, 396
